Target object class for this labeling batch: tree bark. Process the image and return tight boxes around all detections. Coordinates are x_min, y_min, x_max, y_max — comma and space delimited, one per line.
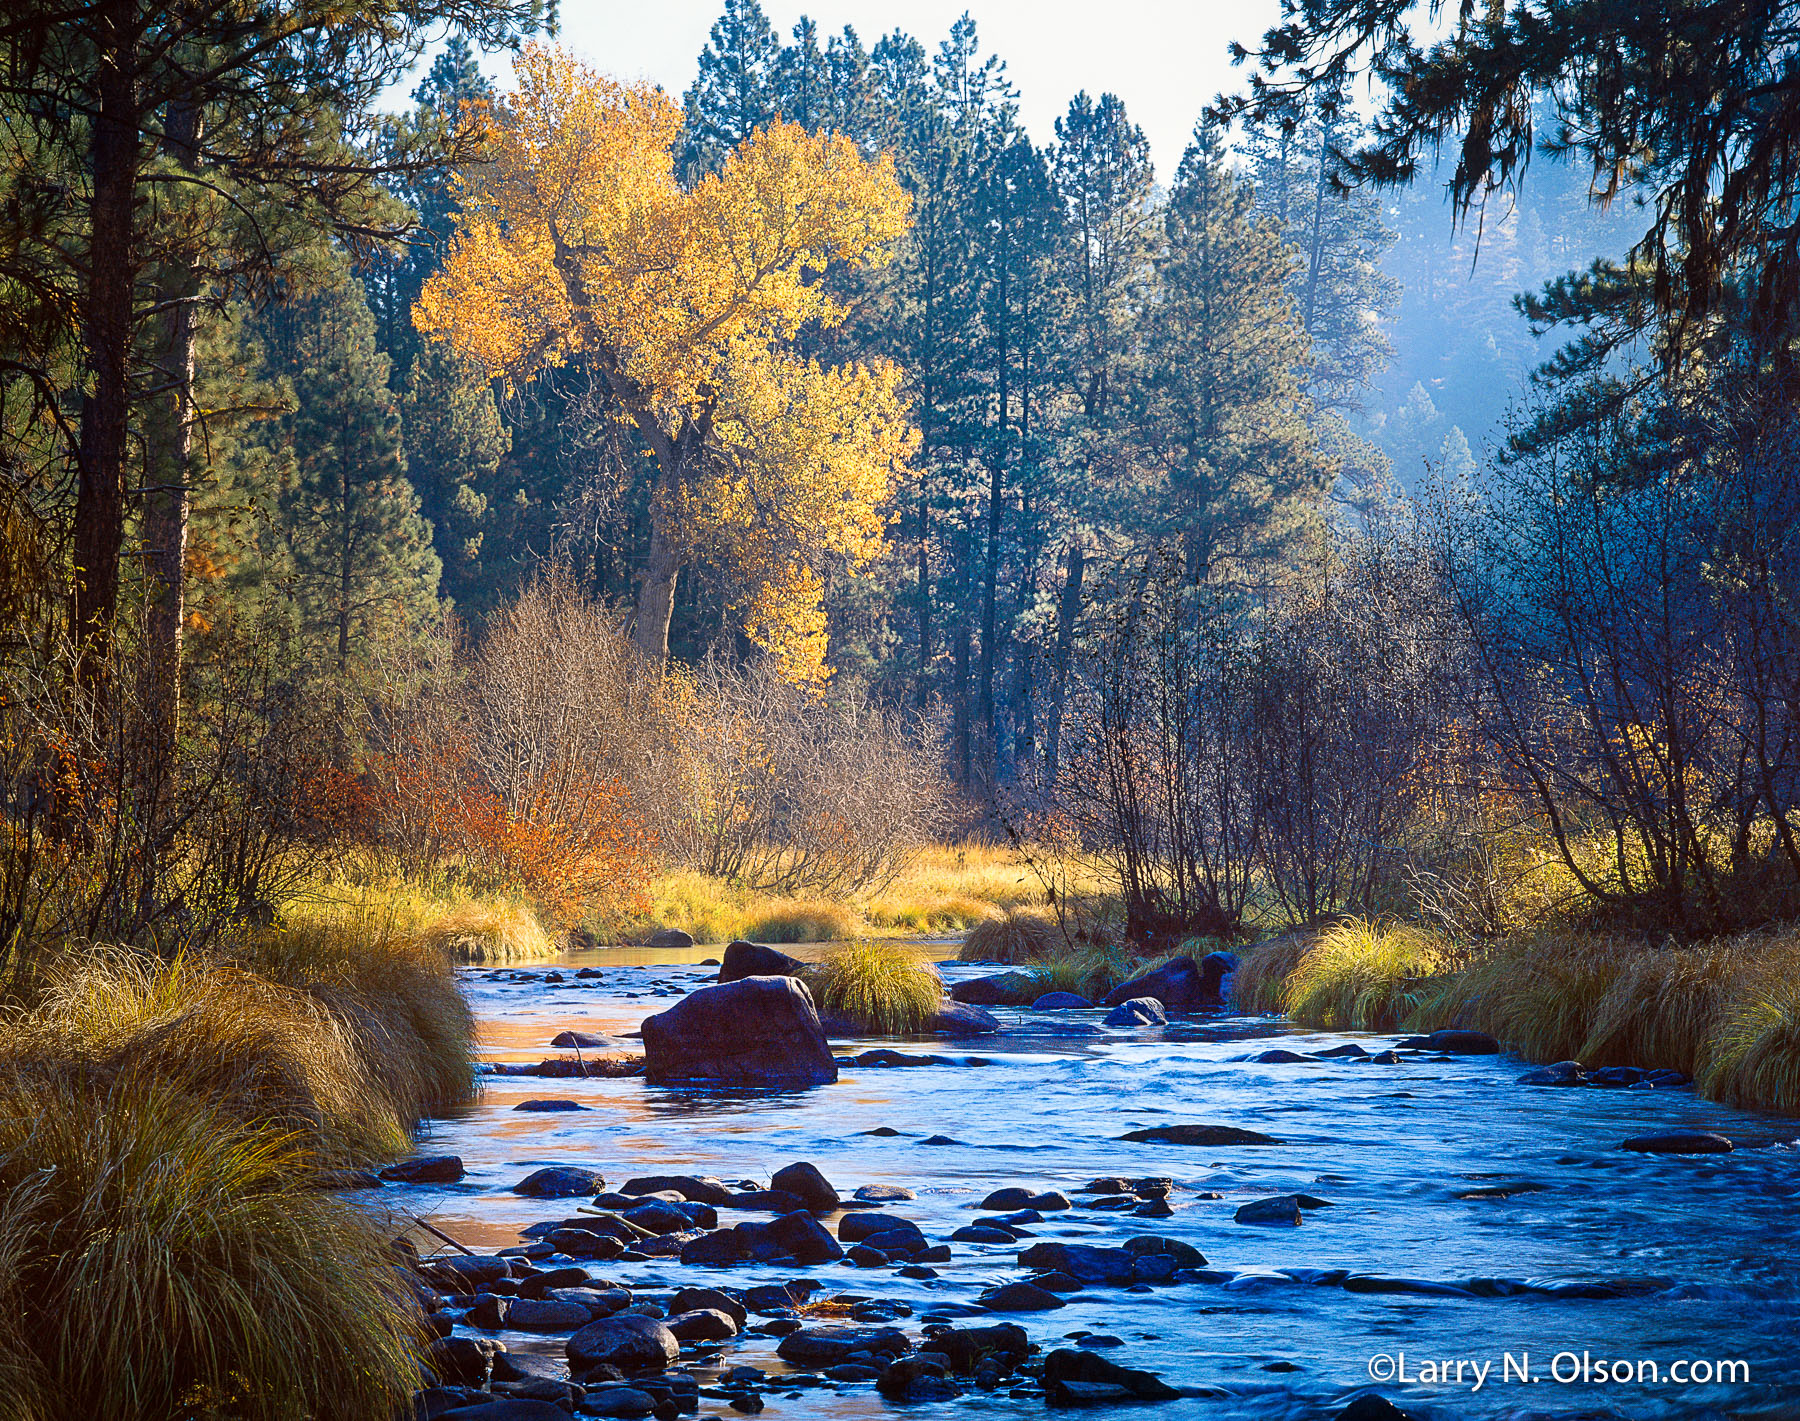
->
73, 0, 141, 690
633, 515, 680, 664
1042, 535, 1085, 785
143, 95, 204, 762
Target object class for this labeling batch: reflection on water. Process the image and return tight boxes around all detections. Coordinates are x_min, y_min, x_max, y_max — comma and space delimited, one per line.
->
408, 945, 1800, 1419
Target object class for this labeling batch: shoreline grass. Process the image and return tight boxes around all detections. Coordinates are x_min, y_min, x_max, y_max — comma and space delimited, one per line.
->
807, 940, 943, 1033
1248, 915, 1800, 1116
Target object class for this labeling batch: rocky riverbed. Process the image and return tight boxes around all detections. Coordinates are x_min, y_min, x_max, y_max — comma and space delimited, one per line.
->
389, 944, 1800, 1420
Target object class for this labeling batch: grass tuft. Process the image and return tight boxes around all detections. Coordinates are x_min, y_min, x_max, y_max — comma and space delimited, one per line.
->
958, 907, 1062, 963
1228, 932, 1314, 1014
1284, 919, 1452, 1031
416, 901, 557, 964
0, 1071, 424, 1419
1701, 972, 1800, 1112
742, 900, 862, 944
808, 940, 942, 1033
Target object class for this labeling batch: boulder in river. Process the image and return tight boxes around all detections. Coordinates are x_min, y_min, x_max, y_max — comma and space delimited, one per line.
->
551, 1030, 607, 1048
1031, 991, 1092, 1011
1395, 1029, 1500, 1054
948, 972, 1038, 1007
641, 976, 837, 1086
620, 1174, 736, 1207
1100, 955, 1228, 1012
1015, 1241, 1139, 1284
1235, 1195, 1303, 1225
1518, 1060, 1587, 1086
978, 1281, 1066, 1311
1042, 1348, 1181, 1403
567, 1314, 679, 1373
646, 928, 695, 952
718, 941, 806, 983
1104, 997, 1166, 1027
1620, 1131, 1733, 1154
1119, 1124, 1281, 1146
379, 1154, 464, 1184
776, 1325, 912, 1369
513, 1099, 589, 1112
513, 1166, 606, 1197
925, 1001, 1002, 1036
1334, 1396, 1419, 1421
770, 1161, 840, 1211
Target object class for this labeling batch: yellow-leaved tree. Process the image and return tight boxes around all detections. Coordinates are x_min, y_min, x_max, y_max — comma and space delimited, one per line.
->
415, 43, 917, 682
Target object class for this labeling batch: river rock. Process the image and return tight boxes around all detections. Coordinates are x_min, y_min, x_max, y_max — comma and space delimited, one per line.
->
380, 1155, 464, 1184
1125, 1235, 1208, 1268
551, 1031, 607, 1048
1119, 1124, 1281, 1146
776, 1325, 912, 1368
1235, 1195, 1303, 1225
1314, 1043, 1369, 1058
513, 1098, 589, 1112
513, 1166, 606, 1197
1334, 1396, 1418, 1421
1016, 1242, 1138, 1284
667, 1307, 740, 1341
770, 1161, 841, 1211
933, 1323, 1030, 1372
646, 928, 695, 952
1101, 954, 1228, 1012
1042, 1348, 1180, 1403
1588, 1065, 1647, 1087
1620, 1131, 1733, 1154
1518, 1059, 1587, 1086
437, 1402, 571, 1421
429, 1335, 501, 1386
1032, 991, 1092, 1011
502, 1296, 596, 1332
1396, 1029, 1500, 1054
926, 1001, 1003, 1035
1253, 1048, 1312, 1063
949, 972, 1038, 1007
978, 1281, 1066, 1311
641, 976, 837, 1086
566, 1314, 679, 1372
580, 1389, 655, 1419
718, 941, 806, 983
620, 1174, 736, 1206
855, 1184, 915, 1202
877, 1355, 961, 1402
1103, 997, 1166, 1027
669, 1286, 746, 1325
622, 1198, 710, 1233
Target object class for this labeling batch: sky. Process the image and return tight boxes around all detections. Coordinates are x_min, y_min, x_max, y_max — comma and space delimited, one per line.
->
404, 0, 1285, 182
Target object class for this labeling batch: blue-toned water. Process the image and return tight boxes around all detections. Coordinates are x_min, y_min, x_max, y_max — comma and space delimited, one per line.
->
408, 946, 1800, 1419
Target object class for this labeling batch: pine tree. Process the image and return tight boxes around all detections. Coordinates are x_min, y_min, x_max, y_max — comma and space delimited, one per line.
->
681, 0, 782, 177
400, 342, 510, 612
263, 271, 441, 671
1139, 128, 1330, 581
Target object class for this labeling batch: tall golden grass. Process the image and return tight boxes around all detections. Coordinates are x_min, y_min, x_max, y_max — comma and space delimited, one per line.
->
808, 941, 942, 1033
957, 907, 1062, 963
1283, 920, 1452, 1030
1252, 916, 1800, 1115
0, 1073, 423, 1420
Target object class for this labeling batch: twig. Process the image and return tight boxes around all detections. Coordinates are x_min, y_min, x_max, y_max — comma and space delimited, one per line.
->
410, 1215, 477, 1257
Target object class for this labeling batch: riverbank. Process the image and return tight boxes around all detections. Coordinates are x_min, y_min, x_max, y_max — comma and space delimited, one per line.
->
0, 918, 474, 1414
1234, 918, 1800, 1117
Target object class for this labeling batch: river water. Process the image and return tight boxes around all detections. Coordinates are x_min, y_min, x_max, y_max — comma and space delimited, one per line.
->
412, 945, 1800, 1420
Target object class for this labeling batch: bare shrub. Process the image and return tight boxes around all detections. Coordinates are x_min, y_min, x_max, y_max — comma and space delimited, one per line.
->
661, 657, 951, 896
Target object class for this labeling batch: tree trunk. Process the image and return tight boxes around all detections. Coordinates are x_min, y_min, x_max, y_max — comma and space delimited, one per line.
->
73, 1, 140, 689
633, 515, 680, 664
143, 96, 204, 763
915, 499, 933, 710
1042, 536, 1085, 786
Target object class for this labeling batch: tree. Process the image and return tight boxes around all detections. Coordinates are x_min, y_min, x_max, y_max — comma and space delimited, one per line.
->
0, 0, 541, 701
400, 343, 510, 610
418, 45, 917, 683
265, 272, 440, 671
1138, 128, 1330, 582
1221, 0, 1800, 366
680, 0, 782, 177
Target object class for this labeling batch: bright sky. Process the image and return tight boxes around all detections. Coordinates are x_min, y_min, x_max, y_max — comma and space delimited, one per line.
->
420, 0, 1284, 183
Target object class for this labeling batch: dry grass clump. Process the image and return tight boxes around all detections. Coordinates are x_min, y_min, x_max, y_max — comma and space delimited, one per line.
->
416, 900, 556, 964
1701, 969, 1800, 1113
0, 1071, 423, 1420
863, 892, 1001, 934
1230, 932, 1315, 1014
958, 907, 1063, 963
1406, 932, 1626, 1060
1284, 919, 1453, 1031
808, 940, 942, 1033
1577, 939, 1750, 1074
1027, 941, 1141, 999
744, 900, 861, 943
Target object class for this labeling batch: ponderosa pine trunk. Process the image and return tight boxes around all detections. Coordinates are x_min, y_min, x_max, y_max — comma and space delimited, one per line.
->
73, 0, 141, 691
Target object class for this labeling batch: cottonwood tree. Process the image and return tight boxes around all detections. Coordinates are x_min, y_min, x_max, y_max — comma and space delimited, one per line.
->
418, 45, 917, 682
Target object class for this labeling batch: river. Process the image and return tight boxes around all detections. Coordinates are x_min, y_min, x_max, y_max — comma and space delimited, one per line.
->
410, 944, 1800, 1419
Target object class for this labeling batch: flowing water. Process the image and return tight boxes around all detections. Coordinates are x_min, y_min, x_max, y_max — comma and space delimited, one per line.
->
413, 945, 1800, 1420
